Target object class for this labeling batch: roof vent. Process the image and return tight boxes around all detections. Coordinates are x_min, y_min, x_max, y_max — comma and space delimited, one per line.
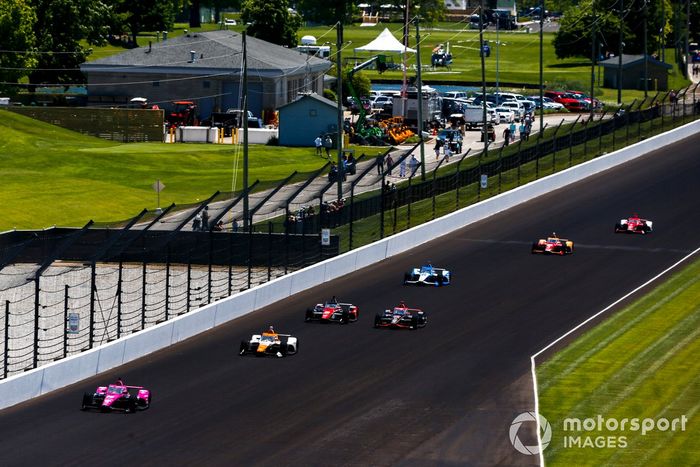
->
190, 50, 196, 63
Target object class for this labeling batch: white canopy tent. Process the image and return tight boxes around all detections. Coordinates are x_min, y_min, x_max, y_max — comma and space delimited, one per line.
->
353, 28, 416, 54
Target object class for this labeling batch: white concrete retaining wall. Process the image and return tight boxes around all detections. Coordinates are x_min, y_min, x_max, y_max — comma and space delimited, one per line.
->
1, 120, 697, 410
247, 128, 278, 144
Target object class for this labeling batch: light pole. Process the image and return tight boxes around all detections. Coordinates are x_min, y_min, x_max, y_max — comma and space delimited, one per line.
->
496, 18, 500, 97
242, 30, 249, 228
336, 21, 344, 199
643, 0, 648, 96
415, 15, 426, 181
539, 0, 544, 134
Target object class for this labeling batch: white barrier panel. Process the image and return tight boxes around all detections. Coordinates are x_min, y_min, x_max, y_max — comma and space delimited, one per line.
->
178, 126, 218, 143
1, 120, 698, 410
247, 128, 278, 144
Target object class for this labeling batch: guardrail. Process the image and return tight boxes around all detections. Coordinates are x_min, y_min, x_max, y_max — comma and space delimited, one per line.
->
1, 119, 698, 410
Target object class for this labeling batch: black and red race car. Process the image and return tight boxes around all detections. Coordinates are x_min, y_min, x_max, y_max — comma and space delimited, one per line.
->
531, 234, 574, 255
615, 214, 653, 234
374, 302, 427, 330
305, 297, 359, 324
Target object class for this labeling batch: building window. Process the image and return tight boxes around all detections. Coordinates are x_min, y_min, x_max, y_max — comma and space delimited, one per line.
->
203, 81, 211, 89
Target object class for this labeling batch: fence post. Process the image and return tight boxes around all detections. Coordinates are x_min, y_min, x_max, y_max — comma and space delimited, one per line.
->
407, 172, 413, 228
165, 249, 171, 320
380, 173, 386, 239
187, 259, 192, 313
247, 220, 253, 289
33, 277, 40, 368
517, 139, 523, 185
454, 149, 470, 210
64, 285, 69, 358
4, 300, 9, 379
432, 156, 448, 219
550, 119, 565, 173
349, 186, 355, 250
116, 263, 122, 338
284, 207, 290, 274
268, 222, 273, 282
568, 115, 581, 167
497, 145, 505, 194
141, 262, 147, 330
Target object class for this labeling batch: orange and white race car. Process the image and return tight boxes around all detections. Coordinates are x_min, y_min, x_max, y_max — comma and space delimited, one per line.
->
531, 234, 574, 255
239, 327, 298, 358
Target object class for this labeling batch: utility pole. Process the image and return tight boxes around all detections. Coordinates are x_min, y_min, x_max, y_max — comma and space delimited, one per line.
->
415, 16, 426, 181
242, 30, 249, 228
539, 0, 544, 132
591, 20, 596, 120
479, 0, 488, 156
617, 0, 624, 104
643, 0, 648, 96
686, 0, 690, 79
336, 22, 344, 199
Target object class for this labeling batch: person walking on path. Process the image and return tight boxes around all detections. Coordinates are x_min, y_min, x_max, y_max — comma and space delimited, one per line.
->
323, 135, 333, 157
409, 155, 419, 176
377, 153, 385, 175
399, 157, 406, 177
434, 139, 442, 160
386, 154, 394, 176
509, 122, 516, 143
314, 135, 323, 156
503, 126, 511, 146
201, 206, 210, 231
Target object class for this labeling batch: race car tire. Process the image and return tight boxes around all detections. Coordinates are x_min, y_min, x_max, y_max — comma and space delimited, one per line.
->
531, 243, 540, 254
81, 393, 92, 411
239, 341, 248, 356
138, 393, 151, 409
614, 223, 623, 233
124, 399, 138, 414
374, 314, 382, 328
403, 272, 412, 284
340, 310, 349, 324
287, 342, 298, 355
304, 308, 314, 322
410, 316, 419, 330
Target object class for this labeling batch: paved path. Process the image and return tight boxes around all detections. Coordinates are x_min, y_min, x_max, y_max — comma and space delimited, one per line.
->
152, 113, 582, 232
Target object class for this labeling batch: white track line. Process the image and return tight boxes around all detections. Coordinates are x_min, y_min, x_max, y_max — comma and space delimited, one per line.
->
529, 244, 700, 466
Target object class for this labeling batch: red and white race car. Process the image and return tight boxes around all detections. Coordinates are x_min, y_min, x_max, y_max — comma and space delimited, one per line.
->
374, 302, 427, 330
305, 297, 359, 324
81, 379, 151, 413
615, 214, 653, 234
531, 234, 574, 255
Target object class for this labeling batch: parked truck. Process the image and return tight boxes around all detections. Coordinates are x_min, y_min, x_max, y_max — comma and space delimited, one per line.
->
392, 87, 442, 129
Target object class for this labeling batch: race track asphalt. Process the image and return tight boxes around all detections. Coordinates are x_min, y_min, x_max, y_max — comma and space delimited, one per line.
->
1, 132, 699, 467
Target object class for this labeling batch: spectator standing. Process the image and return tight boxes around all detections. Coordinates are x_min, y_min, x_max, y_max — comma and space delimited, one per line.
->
519, 123, 526, 141
314, 135, 323, 156
434, 139, 442, 160
409, 155, 419, 175
399, 157, 406, 177
232, 218, 239, 232
444, 145, 453, 162
386, 154, 394, 176
509, 122, 516, 143
201, 206, 210, 231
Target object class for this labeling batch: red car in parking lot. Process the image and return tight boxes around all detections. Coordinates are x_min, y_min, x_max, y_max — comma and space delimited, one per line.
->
544, 91, 588, 112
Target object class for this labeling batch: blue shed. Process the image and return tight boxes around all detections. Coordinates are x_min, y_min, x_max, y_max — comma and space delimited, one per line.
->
278, 93, 344, 147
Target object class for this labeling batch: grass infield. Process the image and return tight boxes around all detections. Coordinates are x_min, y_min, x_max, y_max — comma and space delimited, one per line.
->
537, 255, 700, 466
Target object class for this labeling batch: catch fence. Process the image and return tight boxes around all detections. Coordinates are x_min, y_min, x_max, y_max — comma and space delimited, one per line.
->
1, 84, 698, 378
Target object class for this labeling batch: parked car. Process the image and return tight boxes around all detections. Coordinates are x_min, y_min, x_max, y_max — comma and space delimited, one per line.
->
494, 106, 516, 123
444, 91, 469, 100
544, 91, 588, 112
372, 95, 393, 110
500, 101, 525, 121
528, 96, 565, 110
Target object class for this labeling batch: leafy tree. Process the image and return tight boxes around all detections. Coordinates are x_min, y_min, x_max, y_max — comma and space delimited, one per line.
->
553, 0, 670, 61
113, 0, 181, 45
28, 0, 111, 89
240, 0, 302, 47
296, 0, 350, 25
0, 0, 37, 93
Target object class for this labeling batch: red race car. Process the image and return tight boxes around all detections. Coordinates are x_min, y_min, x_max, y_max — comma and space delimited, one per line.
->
531, 234, 574, 255
305, 297, 359, 324
615, 214, 653, 234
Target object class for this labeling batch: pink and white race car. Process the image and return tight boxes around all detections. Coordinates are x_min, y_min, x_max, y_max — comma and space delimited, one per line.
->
615, 214, 653, 234
81, 380, 151, 413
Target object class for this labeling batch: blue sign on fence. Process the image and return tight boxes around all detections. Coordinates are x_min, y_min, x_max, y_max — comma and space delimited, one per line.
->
68, 313, 79, 334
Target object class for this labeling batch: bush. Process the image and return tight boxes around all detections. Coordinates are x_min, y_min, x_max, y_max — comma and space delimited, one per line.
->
323, 88, 337, 102
266, 136, 279, 146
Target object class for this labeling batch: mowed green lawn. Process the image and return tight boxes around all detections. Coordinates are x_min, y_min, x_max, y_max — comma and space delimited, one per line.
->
0, 110, 337, 230
537, 255, 700, 466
